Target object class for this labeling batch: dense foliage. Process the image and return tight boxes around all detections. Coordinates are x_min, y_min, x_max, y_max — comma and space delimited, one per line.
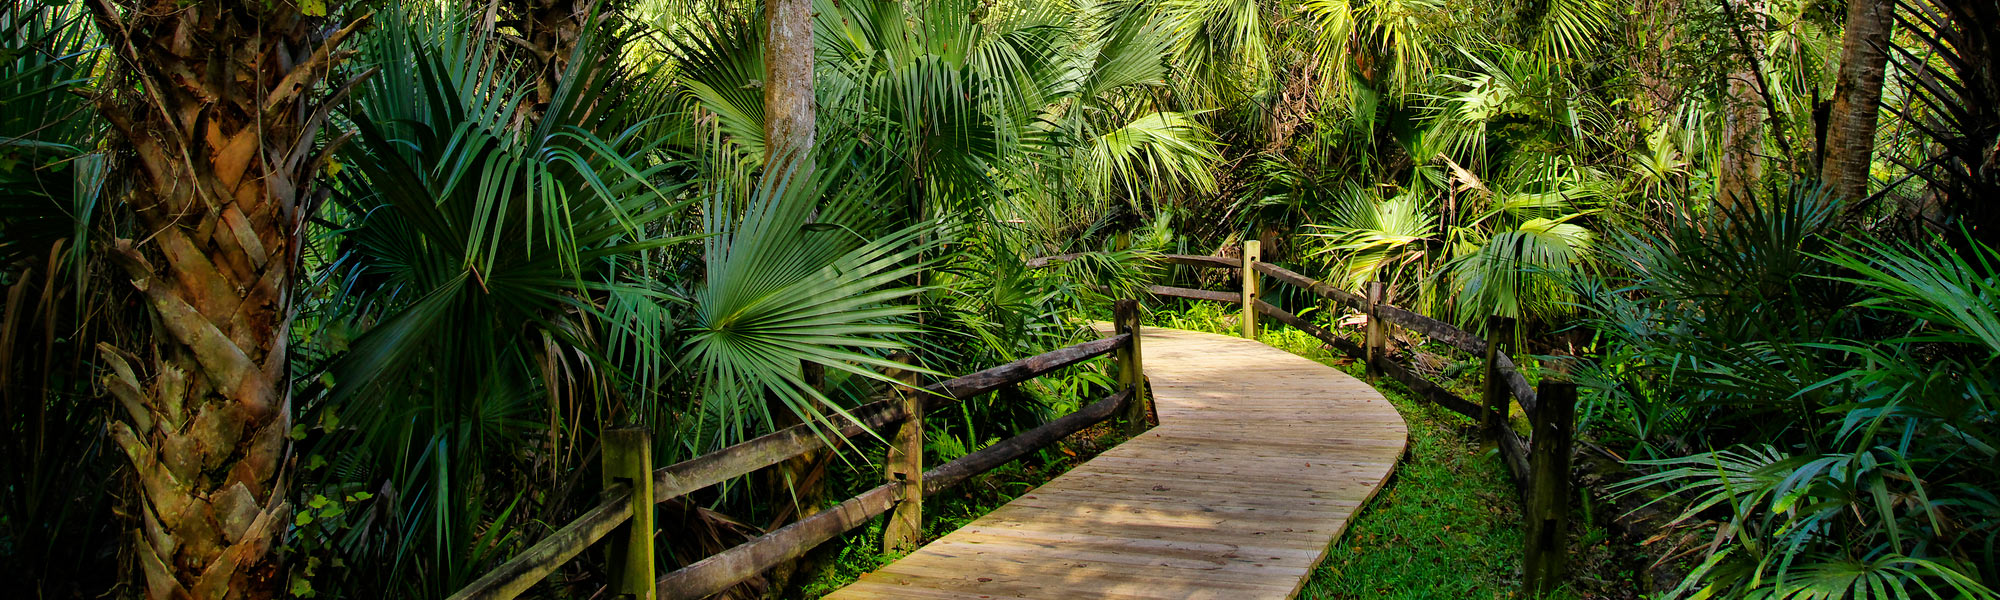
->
1, 0, 1994, 597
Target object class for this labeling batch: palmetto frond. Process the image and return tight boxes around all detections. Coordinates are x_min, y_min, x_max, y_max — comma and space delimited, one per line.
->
1449, 214, 1593, 322
1529, 0, 1611, 64
1162, 0, 1273, 105
664, 12, 768, 167
1618, 446, 1999, 600
1088, 111, 1223, 209
1307, 187, 1439, 290
0, 0, 101, 272
685, 152, 945, 450
306, 9, 695, 592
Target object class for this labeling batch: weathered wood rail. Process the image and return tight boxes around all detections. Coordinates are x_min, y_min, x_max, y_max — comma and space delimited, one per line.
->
1040, 245, 1578, 595
447, 301, 1152, 600
826, 324, 1405, 599
455, 244, 1576, 599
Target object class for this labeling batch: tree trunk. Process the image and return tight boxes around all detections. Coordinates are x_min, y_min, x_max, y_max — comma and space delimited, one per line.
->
81, 1, 367, 597
1716, 0, 1768, 210
1821, 0, 1893, 203
506, 0, 609, 120
1633, 0, 1685, 113
525, 0, 585, 107
763, 0, 814, 162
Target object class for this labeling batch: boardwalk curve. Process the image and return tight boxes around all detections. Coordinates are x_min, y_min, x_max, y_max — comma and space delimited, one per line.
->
827, 325, 1408, 599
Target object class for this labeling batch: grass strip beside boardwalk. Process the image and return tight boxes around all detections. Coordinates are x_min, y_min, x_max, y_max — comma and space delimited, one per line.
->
1162, 307, 1535, 599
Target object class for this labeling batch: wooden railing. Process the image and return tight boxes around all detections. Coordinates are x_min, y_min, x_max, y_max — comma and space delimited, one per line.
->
1036, 243, 1577, 597
447, 300, 1151, 600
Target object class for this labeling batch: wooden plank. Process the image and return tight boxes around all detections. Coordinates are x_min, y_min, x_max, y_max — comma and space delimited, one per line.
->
1005, 482, 1370, 513
1023, 252, 1085, 269
603, 428, 655, 600
657, 483, 902, 600
444, 488, 631, 600
1524, 382, 1577, 596
647, 334, 1128, 505
1160, 253, 1240, 269
851, 569, 1266, 600
1251, 261, 1366, 309
905, 537, 1313, 584
946, 524, 1329, 562
1499, 427, 1531, 491
1374, 304, 1486, 355
882, 358, 923, 553
922, 389, 1128, 494
925, 334, 1129, 404
1254, 299, 1364, 357
1495, 353, 1541, 416
828, 326, 1408, 599
1027, 252, 1240, 272
1024, 486, 1367, 513
1371, 354, 1488, 421
1241, 241, 1260, 338
1146, 284, 1237, 304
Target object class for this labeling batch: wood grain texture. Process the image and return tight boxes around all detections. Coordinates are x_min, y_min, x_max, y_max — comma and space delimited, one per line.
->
827, 326, 1408, 599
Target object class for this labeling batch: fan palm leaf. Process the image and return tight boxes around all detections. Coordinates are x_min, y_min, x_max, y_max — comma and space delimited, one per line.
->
685, 151, 947, 450
1088, 111, 1223, 209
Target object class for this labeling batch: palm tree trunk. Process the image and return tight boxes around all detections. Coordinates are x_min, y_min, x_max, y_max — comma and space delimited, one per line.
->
81, 1, 367, 597
1820, 0, 1893, 203
757, 6, 819, 577
506, 0, 608, 118
764, 0, 814, 161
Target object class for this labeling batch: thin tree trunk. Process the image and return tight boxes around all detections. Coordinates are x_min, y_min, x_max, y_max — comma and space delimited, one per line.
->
1717, 0, 1768, 210
1633, 0, 1685, 113
1820, 0, 1894, 203
763, 0, 814, 162
81, 1, 367, 597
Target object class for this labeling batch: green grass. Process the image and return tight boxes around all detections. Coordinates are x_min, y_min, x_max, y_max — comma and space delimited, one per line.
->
1301, 379, 1528, 599
1162, 303, 1545, 599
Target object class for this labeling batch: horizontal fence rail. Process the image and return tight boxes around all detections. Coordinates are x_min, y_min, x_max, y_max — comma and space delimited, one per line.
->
1028, 244, 1576, 596
448, 305, 1149, 600
1044, 249, 1545, 424
655, 388, 1134, 600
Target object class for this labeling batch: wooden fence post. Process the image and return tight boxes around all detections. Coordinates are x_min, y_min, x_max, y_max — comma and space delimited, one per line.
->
883, 355, 924, 553
603, 427, 655, 600
1524, 380, 1577, 597
1480, 315, 1515, 434
1363, 281, 1385, 379
1240, 240, 1260, 339
1113, 298, 1149, 435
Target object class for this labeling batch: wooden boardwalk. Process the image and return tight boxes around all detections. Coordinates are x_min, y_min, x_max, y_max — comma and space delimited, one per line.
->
827, 326, 1408, 599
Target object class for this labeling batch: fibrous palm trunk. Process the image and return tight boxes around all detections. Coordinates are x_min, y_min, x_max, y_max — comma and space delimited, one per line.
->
1821, 0, 1893, 203
80, 1, 367, 597
764, 0, 814, 161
